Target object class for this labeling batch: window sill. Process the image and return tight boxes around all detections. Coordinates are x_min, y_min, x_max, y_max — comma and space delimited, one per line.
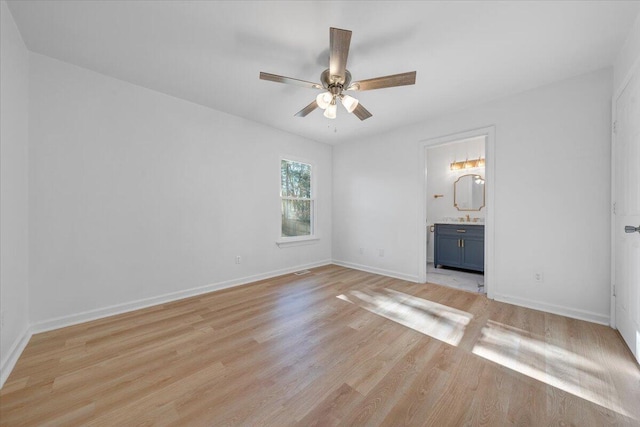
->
276, 236, 320, 248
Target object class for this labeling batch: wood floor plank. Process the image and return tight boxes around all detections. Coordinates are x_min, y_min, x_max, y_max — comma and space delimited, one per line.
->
1, 265, 639, 426
294, 382, 363, 427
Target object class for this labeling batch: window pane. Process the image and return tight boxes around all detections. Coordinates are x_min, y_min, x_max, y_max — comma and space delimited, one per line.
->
281, 160, 311, 198
281, 199, 312, 237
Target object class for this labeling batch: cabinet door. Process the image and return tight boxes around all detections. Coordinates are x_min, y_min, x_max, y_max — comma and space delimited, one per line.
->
462, 237, 484, 272
437, 235, 462, 268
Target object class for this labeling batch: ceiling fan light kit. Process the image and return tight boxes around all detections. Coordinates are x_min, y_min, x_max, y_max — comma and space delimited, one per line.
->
260, 27, 417, 121
324, 100, 337, 119
316, 92, 332, 109
340, 94, 359, 113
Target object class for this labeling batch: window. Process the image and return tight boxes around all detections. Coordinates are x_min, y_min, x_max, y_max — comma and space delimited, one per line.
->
280, 159, 314, 238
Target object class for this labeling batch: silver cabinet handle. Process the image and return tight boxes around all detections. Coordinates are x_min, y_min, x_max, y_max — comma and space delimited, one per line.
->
625, 225, 640, 233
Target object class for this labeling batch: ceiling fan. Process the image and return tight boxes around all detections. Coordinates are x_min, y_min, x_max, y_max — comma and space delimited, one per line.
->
259, 27, 417, 121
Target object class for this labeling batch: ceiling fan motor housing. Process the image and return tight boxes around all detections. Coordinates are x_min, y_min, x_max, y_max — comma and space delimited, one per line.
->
321, 69, 352, 94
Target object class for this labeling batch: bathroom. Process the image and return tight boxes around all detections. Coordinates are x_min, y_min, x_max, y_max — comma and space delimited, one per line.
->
426, 136, 486, 293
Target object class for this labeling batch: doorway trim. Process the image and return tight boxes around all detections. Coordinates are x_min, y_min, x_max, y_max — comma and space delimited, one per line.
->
610, 55, 640, 330
418, 126, 496, 298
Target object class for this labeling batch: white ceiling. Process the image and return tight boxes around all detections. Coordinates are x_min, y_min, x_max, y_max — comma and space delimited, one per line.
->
7, 1, 640, 144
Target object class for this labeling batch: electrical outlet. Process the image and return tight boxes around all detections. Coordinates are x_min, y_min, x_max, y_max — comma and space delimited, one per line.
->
359, 247, 364, 255
235, 256, 241, 264
534, 272, 544, 282
379, 249, 384, 257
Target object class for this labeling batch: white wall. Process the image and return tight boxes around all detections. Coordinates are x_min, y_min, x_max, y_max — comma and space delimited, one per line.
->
426, 137, 486, 261
28, 53, 332, 327
0, 1, 30, 386
614, 12, 640, 92
333, 69, 613, 324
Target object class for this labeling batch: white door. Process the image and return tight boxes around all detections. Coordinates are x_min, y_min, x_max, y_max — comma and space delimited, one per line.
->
614, 68, 640, 362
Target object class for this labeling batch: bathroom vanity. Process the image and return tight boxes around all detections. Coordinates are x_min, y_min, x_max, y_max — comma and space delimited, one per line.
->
434, 223, 484, 272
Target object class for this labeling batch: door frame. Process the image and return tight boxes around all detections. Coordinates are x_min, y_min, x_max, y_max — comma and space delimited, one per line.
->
418, 126, 496, 298
611, 55, 640, 329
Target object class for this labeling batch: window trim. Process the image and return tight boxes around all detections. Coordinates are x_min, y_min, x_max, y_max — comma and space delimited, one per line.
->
278, 156, 317, 245
275, 236, 320, 247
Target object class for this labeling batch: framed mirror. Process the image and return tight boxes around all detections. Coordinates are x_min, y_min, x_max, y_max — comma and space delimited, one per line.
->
454, 174, 485, 211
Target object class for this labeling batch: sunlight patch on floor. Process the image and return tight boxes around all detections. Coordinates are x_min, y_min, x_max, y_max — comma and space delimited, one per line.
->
472, 320, 634, 419
337, 288, 472, 346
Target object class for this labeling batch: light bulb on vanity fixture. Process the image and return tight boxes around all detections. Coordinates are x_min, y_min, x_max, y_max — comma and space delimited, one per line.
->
450, 156, 485, 171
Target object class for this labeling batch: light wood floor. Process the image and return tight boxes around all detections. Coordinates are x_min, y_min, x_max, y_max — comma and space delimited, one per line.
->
1, 265, 639, 426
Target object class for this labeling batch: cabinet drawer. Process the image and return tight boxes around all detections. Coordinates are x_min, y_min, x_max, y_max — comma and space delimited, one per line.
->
435, 224, 484, 237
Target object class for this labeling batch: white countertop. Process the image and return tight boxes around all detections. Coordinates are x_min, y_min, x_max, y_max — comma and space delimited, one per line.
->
432, 221, 484, 225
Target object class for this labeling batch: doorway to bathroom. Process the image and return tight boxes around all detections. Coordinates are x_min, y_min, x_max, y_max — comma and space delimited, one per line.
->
418, 127, 495, 297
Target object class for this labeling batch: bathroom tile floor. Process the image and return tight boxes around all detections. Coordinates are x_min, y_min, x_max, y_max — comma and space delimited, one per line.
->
426, 262, 485, 294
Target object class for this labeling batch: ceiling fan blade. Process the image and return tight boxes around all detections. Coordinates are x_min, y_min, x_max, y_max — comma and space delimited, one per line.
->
352, 103, 372, 121
260, 72, 322, 89
348, 71, 417, 91
294, 100, 319, 117
329, 27, 352, 85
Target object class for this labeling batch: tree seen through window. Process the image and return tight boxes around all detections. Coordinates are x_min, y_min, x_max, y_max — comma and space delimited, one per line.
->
281, 159, 313, 237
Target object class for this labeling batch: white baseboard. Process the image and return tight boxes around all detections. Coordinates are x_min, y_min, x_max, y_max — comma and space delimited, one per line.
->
492, 292, 610, 325
30, 259, 332, 335
332, 260, 420, 283
0, 326, 32, 389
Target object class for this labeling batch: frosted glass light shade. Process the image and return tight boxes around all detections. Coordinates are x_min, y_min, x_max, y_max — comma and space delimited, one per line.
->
323, 102, 337, 119
316, 92, 333, 109
341, 95, 359, 113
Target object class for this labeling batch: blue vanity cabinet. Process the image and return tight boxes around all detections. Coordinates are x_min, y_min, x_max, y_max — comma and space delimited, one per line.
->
461, 235, 484, 271
436, 234, 462, 267
434, 224, 484, 272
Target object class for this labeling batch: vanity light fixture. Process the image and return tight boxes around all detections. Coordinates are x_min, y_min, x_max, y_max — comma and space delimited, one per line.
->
450, 157, 485, 171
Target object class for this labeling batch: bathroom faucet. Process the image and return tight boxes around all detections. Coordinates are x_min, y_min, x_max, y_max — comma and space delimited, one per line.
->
466, 214, 470, 222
